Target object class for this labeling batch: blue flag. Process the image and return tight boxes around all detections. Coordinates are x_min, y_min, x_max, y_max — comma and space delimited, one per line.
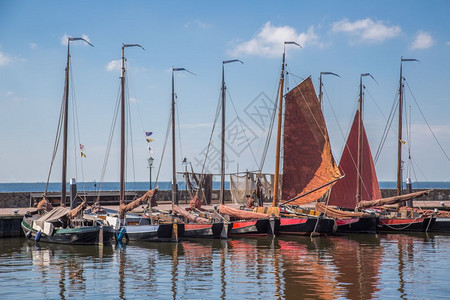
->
145, 131, 153, 137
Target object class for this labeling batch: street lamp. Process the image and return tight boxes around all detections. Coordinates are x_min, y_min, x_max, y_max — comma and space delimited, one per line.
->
147, 156, 154, 189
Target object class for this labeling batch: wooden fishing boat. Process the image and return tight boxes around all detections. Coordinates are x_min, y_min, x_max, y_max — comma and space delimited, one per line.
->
22, 37, 113, 245
267, 43, 338, 236
88, 44, 183, 243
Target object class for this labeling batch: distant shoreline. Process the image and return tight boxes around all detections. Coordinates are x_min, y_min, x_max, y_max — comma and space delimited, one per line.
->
1, 181, 449, 193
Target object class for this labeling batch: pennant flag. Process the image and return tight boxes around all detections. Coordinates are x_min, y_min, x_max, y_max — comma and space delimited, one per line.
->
145, 132, 153, 137
146, 138, 154, 143
80, 144, 86, 158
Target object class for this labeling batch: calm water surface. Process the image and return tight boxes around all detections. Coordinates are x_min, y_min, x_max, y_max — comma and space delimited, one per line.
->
1, 233, 449, 299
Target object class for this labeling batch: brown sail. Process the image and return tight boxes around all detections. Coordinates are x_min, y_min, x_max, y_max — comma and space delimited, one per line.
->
328, 110, 381, 209
282, 77, 341, 205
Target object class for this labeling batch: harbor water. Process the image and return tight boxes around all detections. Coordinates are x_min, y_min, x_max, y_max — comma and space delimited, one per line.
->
1, 233, 450, 299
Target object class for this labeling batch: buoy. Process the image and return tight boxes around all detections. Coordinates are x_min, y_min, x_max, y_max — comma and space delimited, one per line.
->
35, 230, 42, 242
117, 227, 126, 242
26, 231, 32, 239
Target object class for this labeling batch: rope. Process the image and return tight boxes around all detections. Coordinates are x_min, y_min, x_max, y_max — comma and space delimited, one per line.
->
154, 112, 172, 186
44, 71, 66, 195
380, 215, 423, 230
226, 88, 260, 169
95, 84, 121, 203
405, 80, 450, 162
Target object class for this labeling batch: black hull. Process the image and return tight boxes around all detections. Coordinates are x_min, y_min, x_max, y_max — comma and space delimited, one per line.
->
275, 217, 335, 236
22, 220, 112, 245
377, 217, 435, 232
429, 218, 450, 232
336, 216, 378, 234
122, 223, 184, 242
184, 222, 227, 239
228, 219, 272, 236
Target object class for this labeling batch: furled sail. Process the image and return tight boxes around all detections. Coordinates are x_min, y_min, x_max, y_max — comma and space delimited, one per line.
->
281, 77, 341, 205
219, 204, 270, 219
357, 189, 431, 209
172, 204, 209, 224
118, 189, 158, 219
328, 110, 381, 209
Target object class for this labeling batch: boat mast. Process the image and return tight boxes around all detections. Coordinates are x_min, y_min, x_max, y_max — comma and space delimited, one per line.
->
220, 60, 243, 205
61, 37, 93, 206
120, 43, 144, 202
397, 57, 418, 197
272, 41, 300, 207
171, 68, 195, 205
356, 73, 375, 206
319, 72, 340, 108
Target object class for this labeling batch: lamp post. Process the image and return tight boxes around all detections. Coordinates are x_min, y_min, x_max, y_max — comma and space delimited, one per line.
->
147, 156, 154, 190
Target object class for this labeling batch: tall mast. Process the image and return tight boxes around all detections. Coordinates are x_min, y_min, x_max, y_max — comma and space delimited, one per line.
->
356, 73, 376, 206
61, 40, 70, 206
319, 72, 340, 108
61, 37, 93, 206
171, 68, 195, 205
272, 41, 300, 207
396, 57, 418, 196
119, 43, 144, 202
220, 60, 242, 205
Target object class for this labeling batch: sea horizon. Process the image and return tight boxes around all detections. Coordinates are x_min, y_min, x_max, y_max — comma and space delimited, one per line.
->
1, 181, 449, 193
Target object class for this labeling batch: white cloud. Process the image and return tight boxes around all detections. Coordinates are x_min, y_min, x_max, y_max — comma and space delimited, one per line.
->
106, 59, 121, 72
184, 19, 211, 29
0, 51, 13, 66
60, 33, 92, 46
129, 97, 138, 103
410, 31, 434, 50
332, 18, 401, 43
6, 91, 14, 96
446, 41, 450, 46
229, 22, 318, 58
30, 42, 37, 50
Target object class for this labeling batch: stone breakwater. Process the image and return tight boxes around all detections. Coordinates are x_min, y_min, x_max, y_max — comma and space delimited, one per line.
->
0, 189, 449, 209
0, 190, 233, 208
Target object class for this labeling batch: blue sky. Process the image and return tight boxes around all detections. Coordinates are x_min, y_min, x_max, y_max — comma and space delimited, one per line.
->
1, 0, 450, 184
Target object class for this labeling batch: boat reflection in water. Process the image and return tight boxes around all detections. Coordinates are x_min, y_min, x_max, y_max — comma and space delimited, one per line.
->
6, 233, 448, 298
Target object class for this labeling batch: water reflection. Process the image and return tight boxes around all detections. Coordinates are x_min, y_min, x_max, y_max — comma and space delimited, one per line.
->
0, 233, 449, 298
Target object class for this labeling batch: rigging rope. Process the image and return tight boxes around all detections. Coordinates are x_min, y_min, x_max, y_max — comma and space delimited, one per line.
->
95, 84, 121, 203
226, 88, 260, 169
405, 80, 450, 162
44, 73, 66, 195
154, 112, 172, 186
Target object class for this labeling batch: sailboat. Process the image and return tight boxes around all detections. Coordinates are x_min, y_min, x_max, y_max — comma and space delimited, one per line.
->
355, 58, 434, 232
94, 43, 182, 242
216, 60, 274, 236
164, 67, 227, 239
257, 42, 337, 236
22, 37, 114, 245
327, 70, 432, 232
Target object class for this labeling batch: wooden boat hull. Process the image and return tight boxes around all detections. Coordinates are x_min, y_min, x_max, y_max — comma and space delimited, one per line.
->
228, 219, 272, 236
336, 216, 378, 234
275, 217, 335, 235
428, 218, 450, 232
377, 217, 435, 232
184, 222, 227, 239
120, 223, 184, 242
22, 219, 113, 245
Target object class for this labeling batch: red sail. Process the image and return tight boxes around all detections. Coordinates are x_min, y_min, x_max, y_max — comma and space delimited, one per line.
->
281, 77, 341, 204
329, 110, 381, 209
